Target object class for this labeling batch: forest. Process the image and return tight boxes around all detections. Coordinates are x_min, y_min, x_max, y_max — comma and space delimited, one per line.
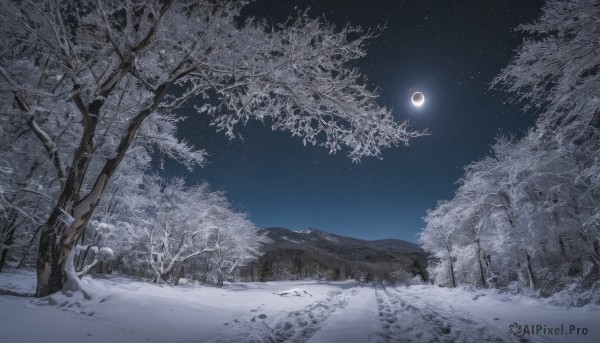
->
420, 0, 600, 306
0, 0, 598, 310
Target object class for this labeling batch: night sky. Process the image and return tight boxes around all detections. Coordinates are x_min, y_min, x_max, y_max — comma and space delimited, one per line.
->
163, 0, 545, 242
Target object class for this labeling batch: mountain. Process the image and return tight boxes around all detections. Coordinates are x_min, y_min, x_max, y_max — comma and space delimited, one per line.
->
239, 227, 428, 283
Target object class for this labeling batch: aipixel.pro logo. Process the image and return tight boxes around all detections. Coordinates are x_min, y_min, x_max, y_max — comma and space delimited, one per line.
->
509, 322, 588, 337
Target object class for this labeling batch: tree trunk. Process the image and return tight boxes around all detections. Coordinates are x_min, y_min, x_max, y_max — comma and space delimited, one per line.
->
17, 224, 43, 269
35, 90, 165, 296
203, 256, 212, 283
35, 171, 101, 296
77, 259, 99, 278
154, 272, 169, 284
36, 217, 74, 297
475, 239, 487, 288
75, 230, 98, 268
78, 240, 96, 271
446, 244, 456, 288
249, 263, 255, 282
216, 273, 225, 287
0, 214, 18, 272
35, 91, 100, 297
526, 253, 537, 290
0, 160, 43, 272
174, 266, 185, 286
558, 234, 568, 261
449, 258, 456, 288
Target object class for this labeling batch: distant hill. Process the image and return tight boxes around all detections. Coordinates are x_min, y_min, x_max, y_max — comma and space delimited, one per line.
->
239, 227, 428, 283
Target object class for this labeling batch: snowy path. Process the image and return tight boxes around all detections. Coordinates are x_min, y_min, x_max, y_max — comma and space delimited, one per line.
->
375, 285, 599, 343
307, 285, 381, 343
376, 285, 507, 342
215, 283, 358, 342
1, 269, 598, 343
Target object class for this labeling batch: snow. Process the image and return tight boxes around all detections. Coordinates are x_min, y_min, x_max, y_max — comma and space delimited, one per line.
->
281, 235, 301, 244
1, 268, 599, 343
58, 208, 75, 226
276, 288, 313, 297
308, 286, 380, 343
375, 285, 600, 343
96, 247, 114, 261
322, 233, 340, 243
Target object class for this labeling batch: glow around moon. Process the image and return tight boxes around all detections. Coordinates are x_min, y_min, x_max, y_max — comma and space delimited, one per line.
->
411, 92, 425, 107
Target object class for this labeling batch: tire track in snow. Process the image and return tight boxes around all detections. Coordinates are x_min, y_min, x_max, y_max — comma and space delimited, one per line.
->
375, 286, 509, 343
216, 287, 357, 343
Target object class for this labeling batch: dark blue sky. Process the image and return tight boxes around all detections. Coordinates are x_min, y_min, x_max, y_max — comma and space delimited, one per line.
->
164, 0, 545, 242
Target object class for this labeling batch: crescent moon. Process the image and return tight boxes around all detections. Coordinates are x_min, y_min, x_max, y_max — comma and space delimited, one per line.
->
411, 92, 425, 107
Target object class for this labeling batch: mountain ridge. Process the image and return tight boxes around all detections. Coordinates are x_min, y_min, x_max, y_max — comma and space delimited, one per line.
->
240, 227, 428, 283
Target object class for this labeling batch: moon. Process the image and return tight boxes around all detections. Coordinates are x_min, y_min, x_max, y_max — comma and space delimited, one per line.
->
411, 92, 425, 107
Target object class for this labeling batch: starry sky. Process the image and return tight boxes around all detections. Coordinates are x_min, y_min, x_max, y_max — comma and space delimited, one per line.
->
164, 0, 545, 242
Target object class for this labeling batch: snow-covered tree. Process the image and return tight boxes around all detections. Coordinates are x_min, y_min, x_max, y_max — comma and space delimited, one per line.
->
75, 146, 151, 272
492, 0, 599, 145
421, 201, 459, 287
128, 178, 211, 283
0, 93, 70, 270
492, 0, 600, 293
0, 91, 152, 271
423, 135, 600, 293
76, 245, 114, 277
124, 176, 265, 285
422, 0, 600, 301
206, 210, 268, 287
422, 133, 600, 294
0, 0, 423, 296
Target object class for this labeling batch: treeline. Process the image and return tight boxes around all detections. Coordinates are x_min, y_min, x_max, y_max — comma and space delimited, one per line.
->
240, 248, 428, 285
1, 171, 268, 287
420, 0, 599, 305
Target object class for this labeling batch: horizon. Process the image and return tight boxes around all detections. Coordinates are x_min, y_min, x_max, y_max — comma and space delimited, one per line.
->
259, 226, 421, 244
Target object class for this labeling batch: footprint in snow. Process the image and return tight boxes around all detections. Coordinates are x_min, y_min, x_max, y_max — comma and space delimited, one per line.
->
440, 326, 452, 334
250, 314, 268, 322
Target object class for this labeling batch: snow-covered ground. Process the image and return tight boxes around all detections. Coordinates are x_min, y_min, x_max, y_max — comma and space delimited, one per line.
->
0, 268, 598, 343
